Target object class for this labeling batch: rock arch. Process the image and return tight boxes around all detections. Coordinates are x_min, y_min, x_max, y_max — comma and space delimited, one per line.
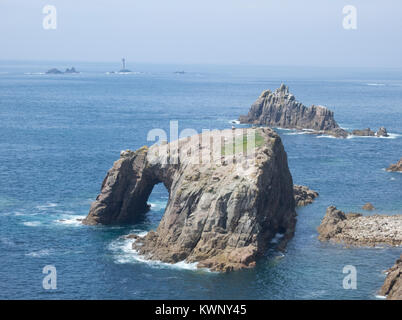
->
84, 128, 296, 271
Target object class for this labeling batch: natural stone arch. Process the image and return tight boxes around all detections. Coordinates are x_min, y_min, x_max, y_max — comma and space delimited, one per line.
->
84, 128, 297, 272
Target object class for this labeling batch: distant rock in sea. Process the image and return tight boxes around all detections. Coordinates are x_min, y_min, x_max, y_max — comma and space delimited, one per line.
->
317, 206, 402, 246
239, 84, 349, 138
84, 127, 297, 272
64, 67, 79, 74
376, 127, 389, 137
351, 127, 389, 137
387, 158, 402, 172
46, 68, 63, 74
293, 185, 319, 207
362, 202, 375, 211
352, 128, 375, 137
379, 254, 402, 300
46, 67, 79, 74
239, 84, 392, 139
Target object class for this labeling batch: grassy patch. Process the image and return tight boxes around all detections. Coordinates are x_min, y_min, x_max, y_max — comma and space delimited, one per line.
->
221, 131, 265, 156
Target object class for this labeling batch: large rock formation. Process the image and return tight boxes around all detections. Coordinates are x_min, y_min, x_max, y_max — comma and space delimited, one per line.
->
293, 185, 319, 207
380, 254, 402, 300
239, 84, 349, 138
387, 158, 402, 172
84, 128, 297, 272
318, 206, 402, 246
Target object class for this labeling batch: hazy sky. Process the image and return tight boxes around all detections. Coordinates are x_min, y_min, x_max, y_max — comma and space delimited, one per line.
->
1, 0, 401, 67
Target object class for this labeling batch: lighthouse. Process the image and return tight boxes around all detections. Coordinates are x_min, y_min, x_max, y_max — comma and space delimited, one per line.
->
119, 58, 131, 73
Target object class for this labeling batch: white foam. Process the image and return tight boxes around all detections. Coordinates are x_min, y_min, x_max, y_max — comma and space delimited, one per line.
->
25, 249, 52, 258
375, 295, 386, 299
22, 221, 42, 227
270, 232, 285, 244
285, 131, 309, 136
229, 119, 240, 124
148, 201, 167, 211
55, 215, 86, 226
273, 127, 292, 131
367, 83, 385, 86
317, 135, 336, 139
347, 133, 400, 140
36, 203, 58, 210
109, 236, 209, 272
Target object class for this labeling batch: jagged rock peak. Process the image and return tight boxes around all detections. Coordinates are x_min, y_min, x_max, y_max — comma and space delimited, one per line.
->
239, 84, 348, 137
84, 127, 297, 272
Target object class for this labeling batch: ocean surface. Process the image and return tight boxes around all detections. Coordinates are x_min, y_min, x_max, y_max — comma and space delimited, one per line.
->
0, 61, 401, 299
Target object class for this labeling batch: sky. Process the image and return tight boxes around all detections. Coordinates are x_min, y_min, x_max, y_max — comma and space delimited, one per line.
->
0, 0, 401, 67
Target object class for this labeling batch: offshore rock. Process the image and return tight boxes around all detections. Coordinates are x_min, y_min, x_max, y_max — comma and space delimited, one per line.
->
239, 84, 349, 138
84, 128, 297, 272
376, 127, 389, 137
293, 185, 319, 207
362, 202, 375, 211
352, 128, 375, 137
387, 158, 402, 172
317, 206, 402, 247
380, 254, 402, 300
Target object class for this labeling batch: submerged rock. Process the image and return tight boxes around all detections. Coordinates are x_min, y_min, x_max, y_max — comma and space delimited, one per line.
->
84, 128, 297, 272
293, 185, 319, 206
239, 84, 349, 138
387, 158, 402, 172
318, 206, 402, 246
380, 254, 402, 300
362, 202, 375, 211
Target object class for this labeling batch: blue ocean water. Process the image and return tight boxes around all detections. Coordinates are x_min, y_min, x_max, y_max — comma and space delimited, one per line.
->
0, 61, 401, 299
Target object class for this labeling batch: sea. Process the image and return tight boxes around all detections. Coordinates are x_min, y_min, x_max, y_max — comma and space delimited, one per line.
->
0, 61, 401, 299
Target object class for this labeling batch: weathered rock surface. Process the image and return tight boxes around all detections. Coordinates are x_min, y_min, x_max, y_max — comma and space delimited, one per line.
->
318, 206, 402, 246
293, 185, 319, 207
84, 128, 297, 272
362, 202, 375, 211
380, 254, 402, 300
387, 158, 402, 172
239, 84, 349, 138
352, 128, 375, 136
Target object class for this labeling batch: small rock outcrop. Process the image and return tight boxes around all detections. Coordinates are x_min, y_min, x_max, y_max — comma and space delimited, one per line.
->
387, 158, 402, 172
293, 185, 319, 206
318, 206, 402, 246
380, 254, 402, 300
64, 67, 79, 74
362, 202, 375, 211
352, 128, 375, 137
46, 68, 63, 74
376, 127, 389, 137
84, 128, 297, 272
239, 84, 349, 138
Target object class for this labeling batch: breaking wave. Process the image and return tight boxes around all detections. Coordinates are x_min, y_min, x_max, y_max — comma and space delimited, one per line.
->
108, 234, 210, 272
